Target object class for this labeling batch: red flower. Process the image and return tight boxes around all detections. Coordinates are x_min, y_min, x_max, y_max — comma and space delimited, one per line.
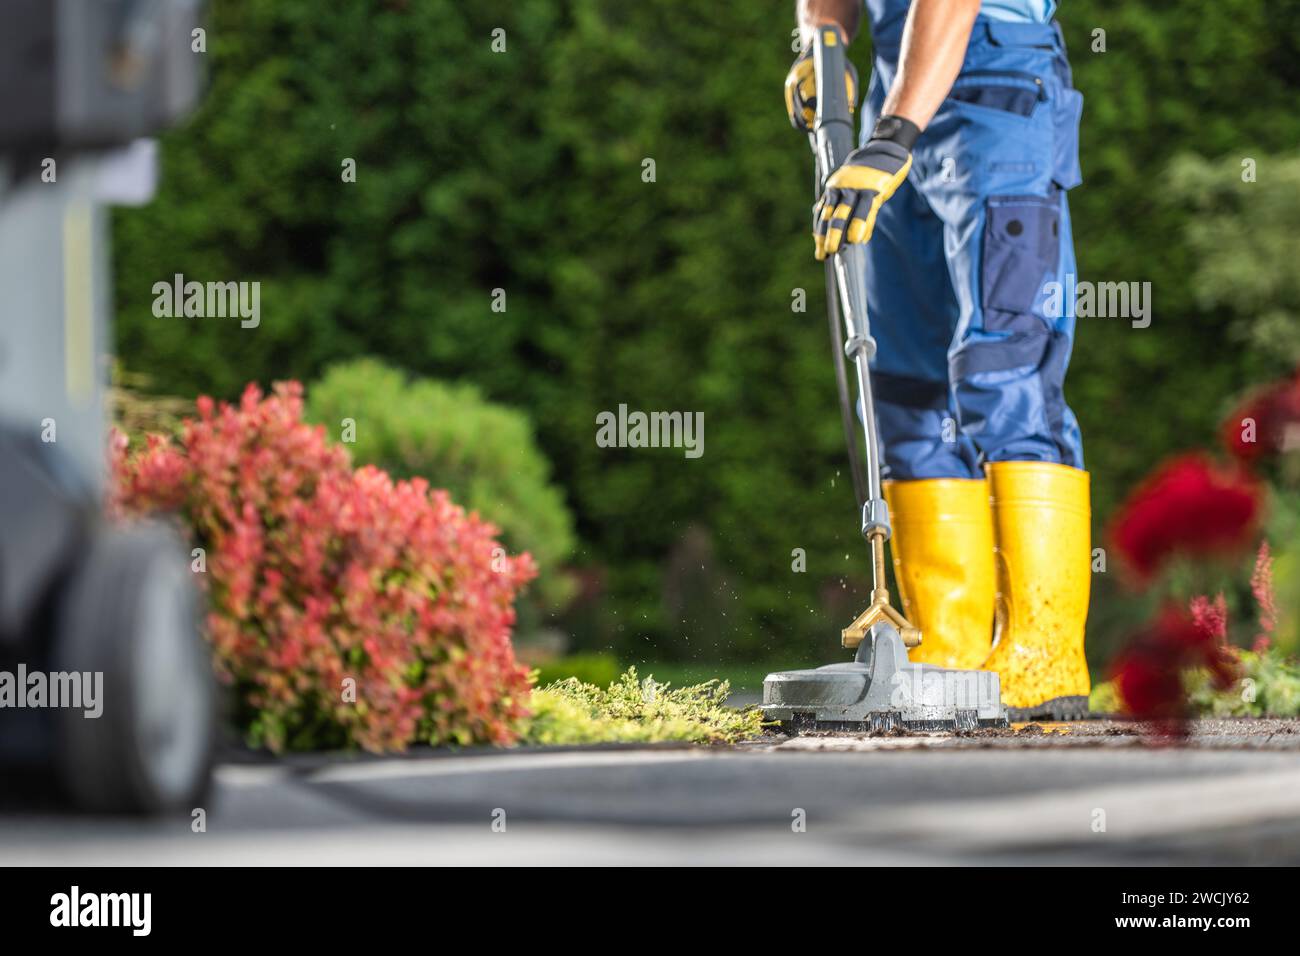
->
1109, 453, 1262, 582
1221, 369, 1300, 465
1113, 605, 1239, 736
1114, 645, 1186, 735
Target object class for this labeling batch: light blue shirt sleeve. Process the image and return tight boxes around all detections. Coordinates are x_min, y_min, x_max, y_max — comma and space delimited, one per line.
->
980, 0, 1056, 23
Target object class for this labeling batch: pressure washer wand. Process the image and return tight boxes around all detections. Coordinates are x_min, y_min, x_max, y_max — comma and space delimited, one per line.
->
808, 27, 920, 651
809, 39, 868, 512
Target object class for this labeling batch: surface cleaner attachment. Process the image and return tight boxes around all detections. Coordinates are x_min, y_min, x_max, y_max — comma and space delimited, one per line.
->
762, 497, 1007, 733
761, 25, 1007, 734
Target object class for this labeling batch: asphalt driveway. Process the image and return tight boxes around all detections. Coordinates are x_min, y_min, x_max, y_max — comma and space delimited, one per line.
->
3, 719, 1299, 865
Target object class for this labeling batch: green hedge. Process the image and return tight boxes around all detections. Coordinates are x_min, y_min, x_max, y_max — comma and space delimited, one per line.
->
307, 358, 576, 611
113, 0, 1300, 664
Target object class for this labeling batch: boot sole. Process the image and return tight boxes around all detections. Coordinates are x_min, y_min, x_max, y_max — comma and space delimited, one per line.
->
1007, 695, 1091, 722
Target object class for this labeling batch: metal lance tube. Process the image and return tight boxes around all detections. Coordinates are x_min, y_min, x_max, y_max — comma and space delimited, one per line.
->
808, 26, 921, 651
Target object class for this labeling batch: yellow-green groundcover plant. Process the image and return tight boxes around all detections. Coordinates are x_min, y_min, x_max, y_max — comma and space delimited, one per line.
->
523, 668, 765, 745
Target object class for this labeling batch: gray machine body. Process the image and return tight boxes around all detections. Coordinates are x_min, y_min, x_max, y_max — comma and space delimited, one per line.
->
0, 0, 205, 642
0, 159, 112, 490
0, 2, 218, 812
0, 0, 205, 150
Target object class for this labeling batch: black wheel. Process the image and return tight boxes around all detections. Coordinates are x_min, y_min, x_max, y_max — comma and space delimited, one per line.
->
52, 522, 215, 814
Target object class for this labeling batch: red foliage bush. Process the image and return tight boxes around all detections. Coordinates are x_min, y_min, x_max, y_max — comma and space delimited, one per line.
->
1108, 453, 1262, 582
111, 382, 535, 752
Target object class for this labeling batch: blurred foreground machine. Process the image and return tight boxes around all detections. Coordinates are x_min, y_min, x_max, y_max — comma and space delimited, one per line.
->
0, 0, 214, 812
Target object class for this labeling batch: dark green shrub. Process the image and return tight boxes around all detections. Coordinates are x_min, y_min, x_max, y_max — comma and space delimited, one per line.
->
306, 358, 576, 610
533, 652, 621, 688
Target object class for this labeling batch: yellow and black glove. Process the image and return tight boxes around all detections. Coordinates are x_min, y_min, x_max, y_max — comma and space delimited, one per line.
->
783, 30, 858, 133
813, 115, 920, 260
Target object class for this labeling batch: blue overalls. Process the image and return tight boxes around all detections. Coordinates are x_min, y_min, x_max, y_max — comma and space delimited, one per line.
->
859, 2, 1085, 479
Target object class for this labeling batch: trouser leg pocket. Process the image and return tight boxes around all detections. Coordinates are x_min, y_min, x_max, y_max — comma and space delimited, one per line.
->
981, 195, 1059, 332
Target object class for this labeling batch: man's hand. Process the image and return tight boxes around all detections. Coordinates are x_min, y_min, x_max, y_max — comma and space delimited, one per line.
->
784, 36, 858, 133
812, 116, 919, 259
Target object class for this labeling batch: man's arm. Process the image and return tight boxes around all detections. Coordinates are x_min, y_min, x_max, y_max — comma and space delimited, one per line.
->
796, 0, 861, 48
803, 0, 983, 257
786, 1, 862, 133
797, 0, 981, 131
882, 0, 982, 130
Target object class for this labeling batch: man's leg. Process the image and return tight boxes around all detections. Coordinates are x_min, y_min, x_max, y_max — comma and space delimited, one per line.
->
863, 175, 994, 670
972, 190, 1091, 717
945, 186, 1084, 469
919, 32, 1091, 715
863, 176, 977, 479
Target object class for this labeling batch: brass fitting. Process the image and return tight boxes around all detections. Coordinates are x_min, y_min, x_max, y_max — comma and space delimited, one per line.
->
840, 528, 922, 649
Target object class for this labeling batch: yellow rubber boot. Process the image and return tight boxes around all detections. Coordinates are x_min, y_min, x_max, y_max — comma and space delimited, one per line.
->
882, 478, 995, 670
981, 461, 1092, 719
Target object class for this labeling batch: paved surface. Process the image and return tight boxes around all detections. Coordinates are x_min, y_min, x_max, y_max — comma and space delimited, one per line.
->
3, 719, 1300, 865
